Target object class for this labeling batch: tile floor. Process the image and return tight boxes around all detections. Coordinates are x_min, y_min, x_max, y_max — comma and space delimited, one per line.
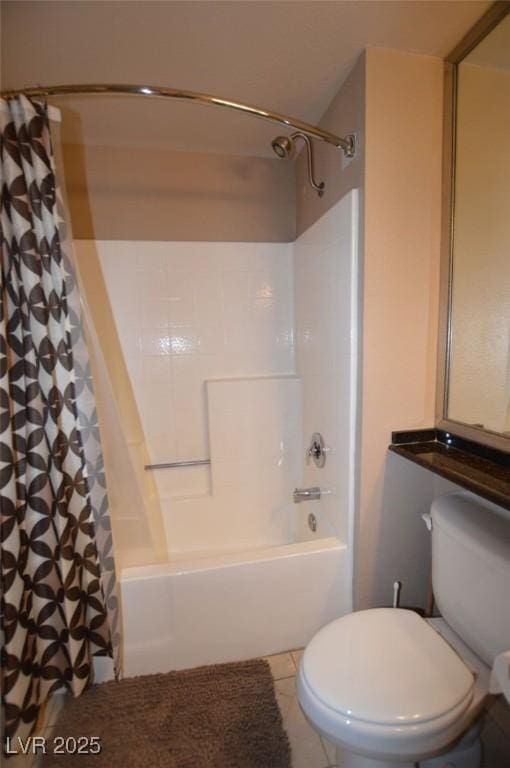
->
266, 650, 510, 768
268, 649, 336, 768
7, 649, 510, 767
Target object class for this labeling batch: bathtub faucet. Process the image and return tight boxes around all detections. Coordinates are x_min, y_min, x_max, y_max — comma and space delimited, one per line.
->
293, 487, 321, 504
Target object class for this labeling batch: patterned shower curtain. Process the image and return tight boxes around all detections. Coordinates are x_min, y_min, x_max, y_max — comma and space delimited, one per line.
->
0, 96, 120, 744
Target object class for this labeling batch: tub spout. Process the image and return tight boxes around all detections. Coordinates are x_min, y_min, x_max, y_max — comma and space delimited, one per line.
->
293, 487, 321, 504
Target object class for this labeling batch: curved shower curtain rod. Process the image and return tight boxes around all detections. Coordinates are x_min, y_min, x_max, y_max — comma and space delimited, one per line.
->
0, 82, 356, 158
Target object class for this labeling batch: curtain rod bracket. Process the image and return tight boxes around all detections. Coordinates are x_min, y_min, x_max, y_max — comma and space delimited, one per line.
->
342, 134, 356, 159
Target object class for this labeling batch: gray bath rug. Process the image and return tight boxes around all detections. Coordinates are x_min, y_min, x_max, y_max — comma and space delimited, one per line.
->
42, 659, 291, 768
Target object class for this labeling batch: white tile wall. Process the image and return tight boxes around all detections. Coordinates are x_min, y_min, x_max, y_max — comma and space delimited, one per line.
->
155, 376, 303, 555
77, 196, 358, 561
206, 376, 302, 549
90, 240, 294, 498
293, 192, 359, 544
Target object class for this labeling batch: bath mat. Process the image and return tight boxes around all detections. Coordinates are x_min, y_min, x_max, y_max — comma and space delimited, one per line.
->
42, 659, 291, 768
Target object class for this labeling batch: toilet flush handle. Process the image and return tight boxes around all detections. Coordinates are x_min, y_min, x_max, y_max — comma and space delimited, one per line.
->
422, 513, 433, 532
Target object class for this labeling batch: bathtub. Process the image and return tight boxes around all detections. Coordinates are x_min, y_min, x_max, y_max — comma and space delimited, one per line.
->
120, 534, 351, 676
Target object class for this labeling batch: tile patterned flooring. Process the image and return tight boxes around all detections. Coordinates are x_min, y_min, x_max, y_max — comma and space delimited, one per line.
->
266, 650, 510, 768
8, 649, 510, 767
269, 649, 336, 768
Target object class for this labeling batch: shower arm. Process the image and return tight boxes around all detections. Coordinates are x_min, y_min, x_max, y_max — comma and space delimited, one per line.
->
0, 82, 356, 158
292, 132, 325, 197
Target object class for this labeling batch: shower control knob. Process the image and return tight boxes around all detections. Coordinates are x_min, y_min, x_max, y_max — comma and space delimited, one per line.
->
306, 432, 328, 468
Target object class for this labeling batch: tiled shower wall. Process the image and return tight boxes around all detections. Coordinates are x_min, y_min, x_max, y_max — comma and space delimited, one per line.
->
76, 241, 295, 499
294, 192, 358, 544
76, 194, 357, 557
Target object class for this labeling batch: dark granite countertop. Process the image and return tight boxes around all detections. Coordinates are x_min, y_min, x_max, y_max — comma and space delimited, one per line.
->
389, 430, 510, 511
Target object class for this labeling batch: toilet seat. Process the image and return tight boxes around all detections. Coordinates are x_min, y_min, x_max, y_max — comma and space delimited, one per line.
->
298, 609, 475, 760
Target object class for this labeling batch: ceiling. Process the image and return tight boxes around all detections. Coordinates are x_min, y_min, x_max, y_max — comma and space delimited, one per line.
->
1, 0, 490, 157
465, 13, 510, 71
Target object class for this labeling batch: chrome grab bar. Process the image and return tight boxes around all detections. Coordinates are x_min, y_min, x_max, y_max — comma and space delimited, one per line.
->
144, 459, 211, 470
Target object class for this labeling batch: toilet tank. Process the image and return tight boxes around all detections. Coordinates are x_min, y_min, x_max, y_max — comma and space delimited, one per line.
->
431, 492, 510, 667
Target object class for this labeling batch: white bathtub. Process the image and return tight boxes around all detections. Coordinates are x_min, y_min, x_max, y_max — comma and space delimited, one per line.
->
120, 535, 350, 676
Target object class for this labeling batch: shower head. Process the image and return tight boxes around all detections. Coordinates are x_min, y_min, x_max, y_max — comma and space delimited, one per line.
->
271, 131, 325, 198
271, 135, 296, 160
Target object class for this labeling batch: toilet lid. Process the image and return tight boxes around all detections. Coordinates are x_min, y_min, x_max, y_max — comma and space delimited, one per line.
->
301, 609, 474, 727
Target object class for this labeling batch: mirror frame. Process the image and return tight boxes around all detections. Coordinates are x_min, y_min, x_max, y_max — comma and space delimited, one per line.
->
436, 0, 510, 451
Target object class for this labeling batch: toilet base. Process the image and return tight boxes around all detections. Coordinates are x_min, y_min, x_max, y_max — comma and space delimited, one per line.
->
336, 754, 416, 768
335, 722, 481, 768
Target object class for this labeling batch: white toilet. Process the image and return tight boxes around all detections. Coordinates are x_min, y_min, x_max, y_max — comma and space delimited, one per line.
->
297, 492, 510, 768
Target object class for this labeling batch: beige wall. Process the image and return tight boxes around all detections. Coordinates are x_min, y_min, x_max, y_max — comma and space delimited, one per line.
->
296, 54, 365, 237
449, 64, 510, 433
358, 49, 443, 609
296, 48, 443, 610
62, 143, 296, 242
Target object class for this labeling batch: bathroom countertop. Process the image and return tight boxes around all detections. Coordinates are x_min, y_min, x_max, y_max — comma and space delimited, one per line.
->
389, 430, 510, 511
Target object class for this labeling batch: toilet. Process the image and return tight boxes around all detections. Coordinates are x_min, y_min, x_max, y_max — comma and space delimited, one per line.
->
297, 492, 510, 768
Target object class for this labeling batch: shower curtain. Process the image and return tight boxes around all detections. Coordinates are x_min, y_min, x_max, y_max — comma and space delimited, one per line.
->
0, 96, 120, 744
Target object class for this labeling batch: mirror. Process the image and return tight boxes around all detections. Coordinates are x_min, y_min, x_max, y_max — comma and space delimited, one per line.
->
442, 6, 510, 443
